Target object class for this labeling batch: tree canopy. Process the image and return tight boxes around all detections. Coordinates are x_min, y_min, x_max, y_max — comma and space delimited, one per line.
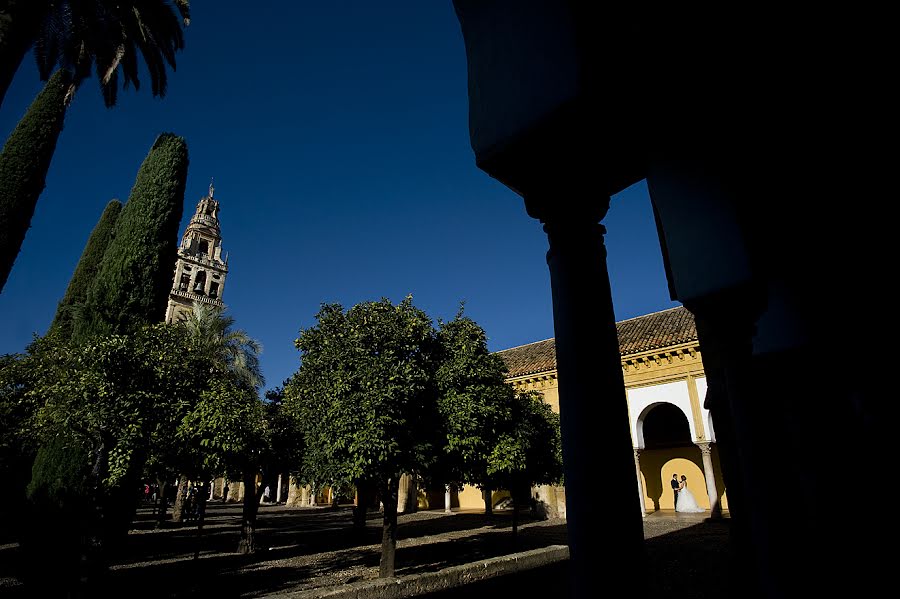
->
50, 199, 122, 339
285, 296, 441, 576
0, 69, 71, 292
75, 132, 188, 340
434, 309, 513, 493
286, 297, 440, 489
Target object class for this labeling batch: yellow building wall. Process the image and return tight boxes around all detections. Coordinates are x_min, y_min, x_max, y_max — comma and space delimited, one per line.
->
457, 486, 510, 510
638, 447, 728, 511
507, 343, 729, 516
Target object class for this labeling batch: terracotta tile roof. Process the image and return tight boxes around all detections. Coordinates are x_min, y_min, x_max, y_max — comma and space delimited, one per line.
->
496, 306, 697, 378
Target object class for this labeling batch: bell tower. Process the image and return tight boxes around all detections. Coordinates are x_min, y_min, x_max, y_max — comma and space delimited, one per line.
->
165, 180, 229, 323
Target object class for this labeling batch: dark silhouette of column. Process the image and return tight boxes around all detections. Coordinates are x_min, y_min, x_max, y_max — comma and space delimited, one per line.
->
526, 197, 644, 597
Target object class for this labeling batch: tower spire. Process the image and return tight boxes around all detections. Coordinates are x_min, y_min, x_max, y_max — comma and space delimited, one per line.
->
165, 183, 229, 324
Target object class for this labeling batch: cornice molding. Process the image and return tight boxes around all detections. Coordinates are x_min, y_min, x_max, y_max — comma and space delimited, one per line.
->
621, 342, 701, 373
505, 341, 703, 386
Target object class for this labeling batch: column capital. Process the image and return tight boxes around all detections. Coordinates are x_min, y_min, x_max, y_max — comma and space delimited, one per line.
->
524, 194, 611, 229
633, 447, 642, 460
696, 441, 713, 455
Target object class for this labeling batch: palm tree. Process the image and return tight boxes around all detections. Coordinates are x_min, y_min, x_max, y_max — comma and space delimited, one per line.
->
170, 302, 264, 523
180, 302, 264, 390
0, 0, 190, 108
0, 1, 189, 293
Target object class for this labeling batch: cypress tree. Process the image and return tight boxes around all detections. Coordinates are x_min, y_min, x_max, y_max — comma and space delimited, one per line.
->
50, 200, 122, 339
75, 133, 188, 340
0, 68, 71, 292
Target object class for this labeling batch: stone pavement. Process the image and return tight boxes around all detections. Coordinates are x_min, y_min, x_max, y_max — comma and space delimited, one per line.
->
0, 505, 734, 598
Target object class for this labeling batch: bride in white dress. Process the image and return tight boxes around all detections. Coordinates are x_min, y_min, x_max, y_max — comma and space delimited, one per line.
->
675, 475, 705, 513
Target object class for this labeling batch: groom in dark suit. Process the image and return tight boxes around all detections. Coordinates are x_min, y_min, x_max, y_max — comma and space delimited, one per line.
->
671, 473, 680, 506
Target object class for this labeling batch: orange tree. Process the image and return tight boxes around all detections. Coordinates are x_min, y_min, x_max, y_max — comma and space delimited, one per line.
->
284, 296, 441, 577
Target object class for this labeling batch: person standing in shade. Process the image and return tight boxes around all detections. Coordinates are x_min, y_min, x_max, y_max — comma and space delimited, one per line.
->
671, 473, 681, 507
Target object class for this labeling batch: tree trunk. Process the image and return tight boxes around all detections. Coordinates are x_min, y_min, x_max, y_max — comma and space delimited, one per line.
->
512, 489, 519, 541
154, 479, 168, 528
171, 474, 188, 523
0, 0, 48, 109
238, 469, 263, 554
483, 487, 493, 517
379, 477, 400, 578
194, 483, 208, 560
353, 479, 375, 530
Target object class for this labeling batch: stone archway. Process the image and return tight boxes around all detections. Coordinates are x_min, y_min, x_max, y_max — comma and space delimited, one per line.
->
637, 402, 707, 511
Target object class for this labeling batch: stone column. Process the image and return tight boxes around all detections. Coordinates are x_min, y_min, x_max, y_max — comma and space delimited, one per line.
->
276, 474, 283, 504
301, 484, 310, 506
286, 477, 303, 507
397, 474, 410, 514
526, 197, 645, 589
634, 449, 647, 517
697, 442, 721, 518
445, 485, 452, 514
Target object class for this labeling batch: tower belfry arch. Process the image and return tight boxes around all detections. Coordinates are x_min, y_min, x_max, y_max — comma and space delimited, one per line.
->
165, 180, 229, 323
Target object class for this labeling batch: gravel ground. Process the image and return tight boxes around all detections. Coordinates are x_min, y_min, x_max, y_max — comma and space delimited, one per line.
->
0, 504, 732, 598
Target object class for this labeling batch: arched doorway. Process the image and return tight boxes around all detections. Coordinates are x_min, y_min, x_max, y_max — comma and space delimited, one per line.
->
637, 402, 707, 511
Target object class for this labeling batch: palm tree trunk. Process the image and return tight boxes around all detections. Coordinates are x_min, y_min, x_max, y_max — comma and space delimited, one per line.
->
0, 0, 49, 109
0, 69, 71, 292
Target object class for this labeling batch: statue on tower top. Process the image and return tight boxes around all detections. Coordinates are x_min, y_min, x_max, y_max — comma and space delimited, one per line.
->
209, 177, 215, 199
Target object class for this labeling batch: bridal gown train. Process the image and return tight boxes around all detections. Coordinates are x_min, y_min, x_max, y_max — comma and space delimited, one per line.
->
675, 485, 705, 513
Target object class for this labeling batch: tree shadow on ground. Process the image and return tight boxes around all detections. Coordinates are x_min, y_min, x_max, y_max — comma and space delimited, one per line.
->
113, 505, 521, 567
414, 518, 734, 599
3, 506, 734, 598
107, 507, 560, 597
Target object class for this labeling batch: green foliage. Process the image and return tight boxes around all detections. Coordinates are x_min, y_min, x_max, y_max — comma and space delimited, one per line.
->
0, 340, 52, 521
148, 305, 269, 484
0, 351, 37, 467
434, 309, 512, 489
285, 296, 440, 489
487, 391, 564, 489
0, 69, 70, 292
50, 199, 122, 339
180, 302, 264, 389
26, 435, 93, 509
264, 386, 305, 479
75, 133, 188, 340
178, 375, 266, 478
28, 324, 197, 488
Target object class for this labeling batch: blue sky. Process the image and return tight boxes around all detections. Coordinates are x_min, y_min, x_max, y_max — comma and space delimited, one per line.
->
0, 1, 678, 391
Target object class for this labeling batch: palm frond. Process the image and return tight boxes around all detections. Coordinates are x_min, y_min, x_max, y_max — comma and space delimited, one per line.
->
173, 0, 191, 26
29, 1, 188, 107
179, 302, 264, 390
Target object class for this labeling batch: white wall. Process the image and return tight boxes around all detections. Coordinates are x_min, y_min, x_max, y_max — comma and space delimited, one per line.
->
628, 380, 697, 448
693, 376, 716, 442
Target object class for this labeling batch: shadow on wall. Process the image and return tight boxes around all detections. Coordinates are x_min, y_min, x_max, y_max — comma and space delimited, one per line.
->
640, 448, 727, 511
